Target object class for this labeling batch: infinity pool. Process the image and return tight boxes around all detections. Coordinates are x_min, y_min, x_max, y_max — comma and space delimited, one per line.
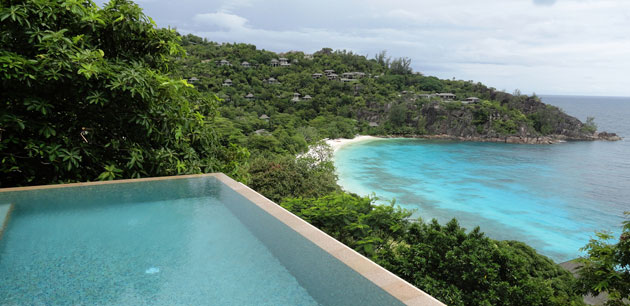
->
0, 174, 439, 305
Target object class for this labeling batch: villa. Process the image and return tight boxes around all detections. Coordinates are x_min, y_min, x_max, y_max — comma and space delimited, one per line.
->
219, 59, 231, 66
303, 95, 312, 100
270, 59, 279, 67
222, 79, 232, 87
241, 61, 251, 68
312, 73, 323, 79
245, 93, 254, 100
436, 93, 456, 100
463, 97, 480, 104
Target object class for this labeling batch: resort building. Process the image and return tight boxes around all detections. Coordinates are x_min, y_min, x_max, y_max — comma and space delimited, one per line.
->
463, 97, 480, 104
219, 59, 231, 66
436, 93, 456, 100
303, 54, 314, 60
245, 93, 254, 100
303, 95, 312, 100
327, 73, 339, 80
291, 92, 301, 102
270, 59, 279, 67
222, 79, 232, 87
267, 77, 279, 84
241, 61, 251, 68
312, 73, 323, 79
259, 114, 269, 120
324, 69, 335, 76
188, 77, 199, 83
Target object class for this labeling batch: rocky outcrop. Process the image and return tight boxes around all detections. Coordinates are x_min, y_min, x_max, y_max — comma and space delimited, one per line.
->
357, 96, 622, 144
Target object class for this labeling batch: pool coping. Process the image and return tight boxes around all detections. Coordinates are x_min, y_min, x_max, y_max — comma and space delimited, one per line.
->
0, 174, 444, 306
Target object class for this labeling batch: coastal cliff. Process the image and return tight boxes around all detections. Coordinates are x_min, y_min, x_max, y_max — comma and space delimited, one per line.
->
358, 92, 621, 143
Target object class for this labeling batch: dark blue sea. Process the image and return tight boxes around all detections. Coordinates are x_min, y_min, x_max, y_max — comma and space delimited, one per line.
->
335, 95, 630, 262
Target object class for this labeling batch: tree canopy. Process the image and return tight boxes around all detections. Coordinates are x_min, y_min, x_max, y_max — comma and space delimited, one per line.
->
0, 0, 248, 187
577, 213, 630, 305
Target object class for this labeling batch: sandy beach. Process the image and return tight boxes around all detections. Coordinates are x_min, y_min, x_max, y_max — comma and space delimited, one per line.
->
326, 135, 380, 153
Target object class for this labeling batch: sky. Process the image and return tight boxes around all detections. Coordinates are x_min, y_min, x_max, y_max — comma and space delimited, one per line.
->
96, 0, 630, 96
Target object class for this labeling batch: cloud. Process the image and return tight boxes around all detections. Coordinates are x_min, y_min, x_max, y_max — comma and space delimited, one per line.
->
194, 11, 248, 30
533, 0, 557, 6
129, 0, 630, 96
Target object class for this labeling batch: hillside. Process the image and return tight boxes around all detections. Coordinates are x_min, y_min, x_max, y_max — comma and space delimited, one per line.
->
174, 34, 619, 152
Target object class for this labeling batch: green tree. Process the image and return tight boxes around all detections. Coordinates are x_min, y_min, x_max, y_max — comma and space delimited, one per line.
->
247, 154, 339, 203
0, 0, 248, 187
581, 116, 598, 134
577, 212, 630, 305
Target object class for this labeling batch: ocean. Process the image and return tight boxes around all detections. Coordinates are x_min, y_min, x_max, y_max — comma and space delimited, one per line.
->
335, 95, 630, 262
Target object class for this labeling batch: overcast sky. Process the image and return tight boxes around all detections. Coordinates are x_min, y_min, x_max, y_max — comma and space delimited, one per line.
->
96, 0, 630, 96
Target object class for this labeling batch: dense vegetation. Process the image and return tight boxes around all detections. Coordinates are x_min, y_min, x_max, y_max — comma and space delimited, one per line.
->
1, 1, 620, 305
576, 213, 630, 305
174, 34, 602, 155
0, 0, 248, 187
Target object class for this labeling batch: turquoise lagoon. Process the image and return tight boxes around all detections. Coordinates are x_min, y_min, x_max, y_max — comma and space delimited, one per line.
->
335, 95, 630, 262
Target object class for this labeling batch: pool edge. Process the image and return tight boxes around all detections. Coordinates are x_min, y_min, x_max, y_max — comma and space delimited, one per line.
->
0, 203, 14, 240
213, 173, 444, 306
0, 173, 444, 306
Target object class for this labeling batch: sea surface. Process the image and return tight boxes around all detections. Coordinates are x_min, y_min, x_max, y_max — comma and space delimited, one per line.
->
335, 95, 630, 262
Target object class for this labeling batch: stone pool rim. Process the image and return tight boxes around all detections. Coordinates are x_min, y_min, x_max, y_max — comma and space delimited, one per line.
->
0, 173, 444, 306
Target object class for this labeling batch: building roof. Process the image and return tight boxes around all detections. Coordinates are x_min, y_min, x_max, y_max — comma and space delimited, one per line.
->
241, 61, 250, 65
224, 79, 232, 83
270, 59, 279, 63
279, 57, 288, 61
303, 95, 312, 99
259, 114, 269, 119
245, 93, 254, 98
369, 122, 379, 127
188, 77, 199, 81
312, 73, 323, 76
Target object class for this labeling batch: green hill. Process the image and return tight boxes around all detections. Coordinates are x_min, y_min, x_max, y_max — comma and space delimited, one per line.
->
174, 34, 618, 156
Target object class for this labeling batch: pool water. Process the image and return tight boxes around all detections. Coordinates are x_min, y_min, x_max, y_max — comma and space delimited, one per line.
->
0, 176, 410, 306
0, 179, 317, 305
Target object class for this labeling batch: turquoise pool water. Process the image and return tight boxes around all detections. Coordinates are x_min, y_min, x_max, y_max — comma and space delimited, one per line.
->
0, 177, 403, 305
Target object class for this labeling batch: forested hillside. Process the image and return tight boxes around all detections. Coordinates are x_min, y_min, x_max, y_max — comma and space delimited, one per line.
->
174, 34, 618, 154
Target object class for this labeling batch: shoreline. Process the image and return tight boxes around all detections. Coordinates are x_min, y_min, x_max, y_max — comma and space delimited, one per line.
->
358, 133, 621, 145
325, 135, 382, 153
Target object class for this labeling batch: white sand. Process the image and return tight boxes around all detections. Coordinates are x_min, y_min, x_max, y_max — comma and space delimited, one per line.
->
326, 135, 380, 153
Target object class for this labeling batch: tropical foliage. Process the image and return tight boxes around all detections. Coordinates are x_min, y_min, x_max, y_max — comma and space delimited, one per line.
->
577, 213, 630, 305
282, 193, 585, 306
0, 0, 248, 187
